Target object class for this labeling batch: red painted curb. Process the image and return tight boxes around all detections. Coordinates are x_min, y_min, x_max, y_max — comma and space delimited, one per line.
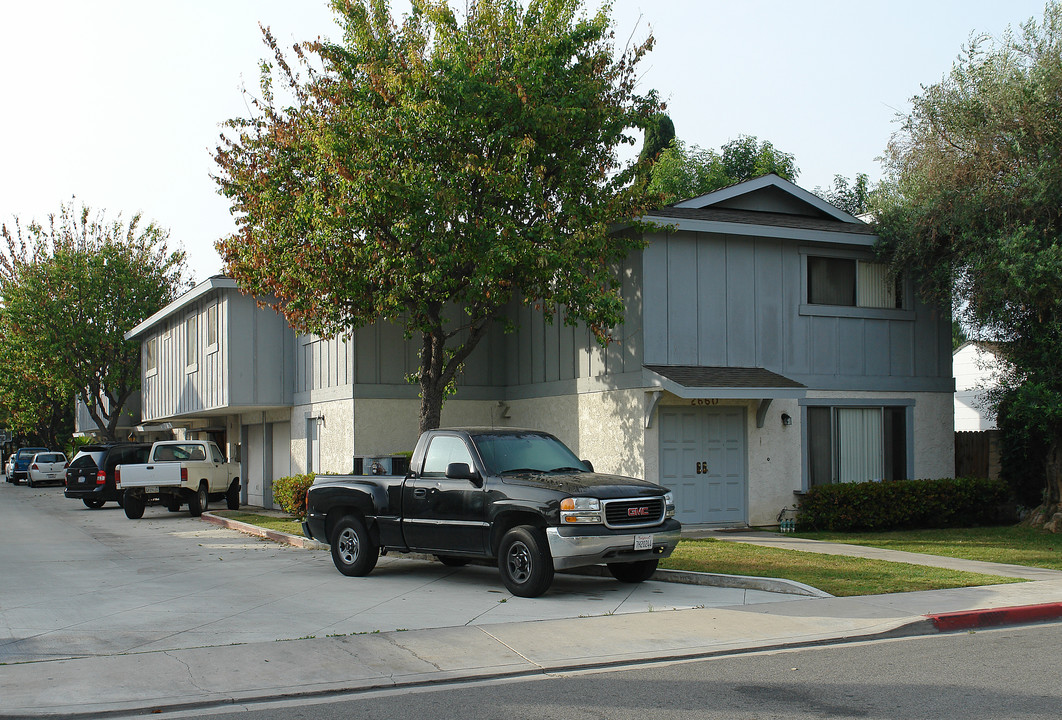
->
927, 603, 1062, 632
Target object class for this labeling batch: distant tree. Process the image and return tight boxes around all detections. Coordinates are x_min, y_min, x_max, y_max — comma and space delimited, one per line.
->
638, 113, 675, 166
214, 0, 661, 433
875, 3, 1062, 528
816, 173, 873, 216
647, 134, 799, 205
952, 319, 968, 351
0, 203, 190, 441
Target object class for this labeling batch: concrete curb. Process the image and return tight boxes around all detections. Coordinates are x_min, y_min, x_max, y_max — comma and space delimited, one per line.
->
926, 602, 1062, 631
201, 511, 326, 549
200, 513, 830, 597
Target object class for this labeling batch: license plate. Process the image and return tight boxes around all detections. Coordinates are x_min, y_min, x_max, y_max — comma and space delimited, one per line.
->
46, 473, 57, 479
633, 534, 653, 551
145, 486, 159, 494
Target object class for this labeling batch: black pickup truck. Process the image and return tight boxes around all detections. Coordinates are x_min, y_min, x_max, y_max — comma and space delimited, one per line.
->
302, 428, 681, 597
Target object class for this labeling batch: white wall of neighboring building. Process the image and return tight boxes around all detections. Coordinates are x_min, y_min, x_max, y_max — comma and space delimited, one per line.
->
954, 342, 1000, 431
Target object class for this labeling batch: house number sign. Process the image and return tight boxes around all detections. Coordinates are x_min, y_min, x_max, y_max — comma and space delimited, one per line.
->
695, 461, 710, 474
690, 399, 719, 406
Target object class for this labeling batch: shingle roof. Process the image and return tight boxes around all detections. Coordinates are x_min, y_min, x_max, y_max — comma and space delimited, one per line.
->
644, 365, 806, 389
644, 207, 877, 236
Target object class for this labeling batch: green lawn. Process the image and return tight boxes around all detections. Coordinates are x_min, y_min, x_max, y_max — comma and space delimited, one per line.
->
660, 538, 1021, 597
794, 525, 1062, 571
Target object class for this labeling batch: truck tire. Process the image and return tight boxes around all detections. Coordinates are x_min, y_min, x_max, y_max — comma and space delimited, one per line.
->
498, 526, 554, 598
330, 515, 379, 577
188, 482, 208, 517
436, 555, 470, 567
607, 559, 659, 583
226, 480, 240, 510
124, 492, 146, 519
83, 498, 105, 509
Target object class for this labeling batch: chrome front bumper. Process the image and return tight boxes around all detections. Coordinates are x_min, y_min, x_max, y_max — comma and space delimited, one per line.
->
545, 520, 682, 570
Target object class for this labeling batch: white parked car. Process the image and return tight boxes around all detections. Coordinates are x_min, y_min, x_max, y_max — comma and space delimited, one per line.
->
28, 452, 68, 488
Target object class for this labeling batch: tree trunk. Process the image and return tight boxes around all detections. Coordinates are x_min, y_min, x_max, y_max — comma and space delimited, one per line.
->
1024, 440, 1062, 533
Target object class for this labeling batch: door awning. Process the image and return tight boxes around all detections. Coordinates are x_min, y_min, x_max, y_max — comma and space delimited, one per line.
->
643, 365, 807, 429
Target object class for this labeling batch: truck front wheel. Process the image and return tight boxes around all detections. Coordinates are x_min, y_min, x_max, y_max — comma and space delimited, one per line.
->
188, 482, 208, 517
607, 559, 659, 583
498, 526, 554, 598
330, 515, 379, 577
124, 492, 146, 519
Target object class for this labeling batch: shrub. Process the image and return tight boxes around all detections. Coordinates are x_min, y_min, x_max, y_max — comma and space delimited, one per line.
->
273, 473, 316, 518
797, 477, 1012, 532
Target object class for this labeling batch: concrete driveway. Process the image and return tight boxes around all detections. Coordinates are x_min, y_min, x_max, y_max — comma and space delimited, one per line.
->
0, 480, 803, 665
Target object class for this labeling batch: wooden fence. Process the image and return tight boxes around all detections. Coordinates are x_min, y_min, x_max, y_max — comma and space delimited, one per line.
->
954, 430, 1000, 479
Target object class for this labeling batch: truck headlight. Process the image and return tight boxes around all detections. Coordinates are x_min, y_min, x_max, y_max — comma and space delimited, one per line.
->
560, 497, 602, 524
664, 491, 676, 519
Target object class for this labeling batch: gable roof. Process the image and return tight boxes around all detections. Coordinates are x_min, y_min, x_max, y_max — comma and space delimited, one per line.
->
673, 173, 863, 223
639, 174, 876, 246
125, 276, 238, 341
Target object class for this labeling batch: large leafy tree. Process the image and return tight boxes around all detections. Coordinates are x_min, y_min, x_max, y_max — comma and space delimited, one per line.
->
214, 0, 661, 433
876, 3, 1062, 527
815, 173, 873, 217
647, 134, 799, 205
0, 204, 189, 442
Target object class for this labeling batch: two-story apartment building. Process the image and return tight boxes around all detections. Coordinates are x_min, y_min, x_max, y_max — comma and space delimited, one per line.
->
127, 175, 954, 524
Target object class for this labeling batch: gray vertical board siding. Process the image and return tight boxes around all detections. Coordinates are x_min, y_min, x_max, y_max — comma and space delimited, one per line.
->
724, 235, 757, 368
783, 241, 811, 374
638, 227, 951, 389
754, 239, 784, 369
355, 323, 379, 385
531, 305, 546, 383
697, 236, 728, 367
666, 232, 699, 364
641, 234, 669, 365
838, 318, 865, 376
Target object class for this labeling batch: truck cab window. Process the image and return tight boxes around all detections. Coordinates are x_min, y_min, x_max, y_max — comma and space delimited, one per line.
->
422, 436, 474, 477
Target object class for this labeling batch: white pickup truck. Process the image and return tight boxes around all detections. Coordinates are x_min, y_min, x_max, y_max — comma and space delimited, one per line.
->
116, 440, 241, 519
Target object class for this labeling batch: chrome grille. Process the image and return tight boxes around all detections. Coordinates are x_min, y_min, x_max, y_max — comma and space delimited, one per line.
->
602, 497, 665, 529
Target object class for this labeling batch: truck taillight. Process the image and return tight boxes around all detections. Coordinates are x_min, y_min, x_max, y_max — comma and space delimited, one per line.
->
96, 470, 106, 486
181, 467, 188, 482
115, 468, 121, 486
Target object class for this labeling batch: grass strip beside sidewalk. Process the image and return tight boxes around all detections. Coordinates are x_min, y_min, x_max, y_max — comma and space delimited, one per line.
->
661, 538, 1021, 597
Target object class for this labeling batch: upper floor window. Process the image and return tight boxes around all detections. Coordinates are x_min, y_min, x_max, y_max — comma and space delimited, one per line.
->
807, 257, 903, 309
144, 336, 158, 375
206, 301, 219, 351
185, 314, 198, 369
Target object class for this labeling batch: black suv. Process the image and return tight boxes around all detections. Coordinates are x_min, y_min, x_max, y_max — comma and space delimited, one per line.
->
65, 443, 152, 509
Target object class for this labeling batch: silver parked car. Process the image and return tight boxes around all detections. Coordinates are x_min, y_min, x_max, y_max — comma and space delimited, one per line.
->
27, 452, 68, 488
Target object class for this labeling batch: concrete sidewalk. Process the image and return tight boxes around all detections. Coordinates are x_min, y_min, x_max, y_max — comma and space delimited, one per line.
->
3, 578, 1061, 718
2, 515, 1061, 718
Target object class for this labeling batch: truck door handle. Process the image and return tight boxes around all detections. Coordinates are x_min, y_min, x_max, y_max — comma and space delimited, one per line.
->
413, 488, 427, 499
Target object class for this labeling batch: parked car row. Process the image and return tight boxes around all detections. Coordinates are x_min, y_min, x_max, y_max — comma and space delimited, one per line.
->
4, 440, 242, 515
4, 442, 153, 508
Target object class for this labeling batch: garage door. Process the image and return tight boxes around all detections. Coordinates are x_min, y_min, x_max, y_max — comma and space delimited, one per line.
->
659, 405, 747, 525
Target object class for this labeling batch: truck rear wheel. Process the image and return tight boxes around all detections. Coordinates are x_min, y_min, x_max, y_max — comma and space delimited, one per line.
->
498, 526, 554, 598
607, 559, 659, 583
188, 482, 208, 517
124, 492, 145, 519
330, 515, 378, 576
226, 480, 240, 510
83, 498, 105, 509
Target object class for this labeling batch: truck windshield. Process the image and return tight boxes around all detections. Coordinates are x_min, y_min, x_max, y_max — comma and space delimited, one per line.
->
473, 432, 589, 475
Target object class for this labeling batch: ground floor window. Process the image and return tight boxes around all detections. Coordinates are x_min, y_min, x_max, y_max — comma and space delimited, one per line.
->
807, 405, 907, 486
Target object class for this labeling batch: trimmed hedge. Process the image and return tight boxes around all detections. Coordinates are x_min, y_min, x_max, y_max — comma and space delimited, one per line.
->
272, 473, 316, 519
797, 477, 1012, 532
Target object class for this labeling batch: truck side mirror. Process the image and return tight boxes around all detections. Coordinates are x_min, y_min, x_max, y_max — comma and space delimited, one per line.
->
446, 462, 481, 486
581, 460, 594, 473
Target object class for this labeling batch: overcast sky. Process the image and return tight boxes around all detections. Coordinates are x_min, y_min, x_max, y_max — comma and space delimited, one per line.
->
0, 0, 1048, 282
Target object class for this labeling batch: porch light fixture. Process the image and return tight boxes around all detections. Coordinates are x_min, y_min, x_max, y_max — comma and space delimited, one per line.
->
781, 413, 792, 427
